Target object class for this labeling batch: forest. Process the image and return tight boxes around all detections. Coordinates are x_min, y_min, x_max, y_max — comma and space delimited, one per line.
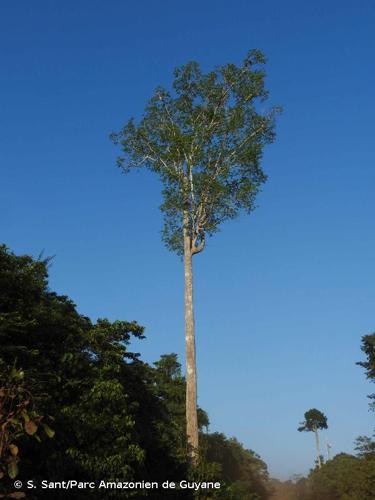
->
0, 244, 374, 499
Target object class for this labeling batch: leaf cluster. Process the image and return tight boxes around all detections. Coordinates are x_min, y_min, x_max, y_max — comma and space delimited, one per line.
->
112, 50, 280, 255
358, 332, 375, 406
298, 409, 328, 433
0, 365, 54, 482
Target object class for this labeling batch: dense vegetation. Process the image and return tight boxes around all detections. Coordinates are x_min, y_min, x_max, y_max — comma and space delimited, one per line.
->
0, 244, 270, 499
270, 448, 375, 500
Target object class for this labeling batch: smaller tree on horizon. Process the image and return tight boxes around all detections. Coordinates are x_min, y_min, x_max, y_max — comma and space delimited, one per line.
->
298, 408, 328, 469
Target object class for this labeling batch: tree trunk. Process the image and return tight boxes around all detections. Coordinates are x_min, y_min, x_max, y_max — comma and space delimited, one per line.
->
183, 211, 199, 464
314, 428, 322, 468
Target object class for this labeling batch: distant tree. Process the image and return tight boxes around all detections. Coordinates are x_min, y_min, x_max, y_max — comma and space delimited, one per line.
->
356, 333, 375, 459
298, 409, 328, 469
358, 332, 375, 409
354, 435, 375, 458
112, 50, 280, 462
358, 332, 375, 378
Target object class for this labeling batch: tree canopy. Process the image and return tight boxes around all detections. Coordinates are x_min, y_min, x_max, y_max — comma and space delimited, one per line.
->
112, 50, 280, 255
298, 409, 328, 433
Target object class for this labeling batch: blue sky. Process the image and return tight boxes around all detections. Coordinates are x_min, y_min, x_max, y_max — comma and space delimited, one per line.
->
1, 0, 375, 479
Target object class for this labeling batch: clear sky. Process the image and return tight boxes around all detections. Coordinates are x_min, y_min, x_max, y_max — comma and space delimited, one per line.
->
1, 0, 374, 480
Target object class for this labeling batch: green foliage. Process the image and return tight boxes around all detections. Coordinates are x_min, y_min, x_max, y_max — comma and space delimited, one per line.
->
358, 332, 375, 407
195, 433, 269, 499
0, 363, 54, 479
306, 453, 375, 500
270, 453, 375, 500
354, 435, 375, 458
152, 353, 209, 455
80, 320, 151, 479
298, 409, 328, 433
0, 364, 53, 498
112, 51, 280, 255
0, 244, 271, 499
0, 245, 182, 498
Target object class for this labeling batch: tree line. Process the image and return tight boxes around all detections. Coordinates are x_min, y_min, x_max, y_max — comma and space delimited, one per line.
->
0, 244, 270, 499
1, 242, 374, 500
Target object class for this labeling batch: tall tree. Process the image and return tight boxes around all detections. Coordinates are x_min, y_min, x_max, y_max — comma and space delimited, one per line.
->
112, 50, 280, 462
298, 409, 328, 469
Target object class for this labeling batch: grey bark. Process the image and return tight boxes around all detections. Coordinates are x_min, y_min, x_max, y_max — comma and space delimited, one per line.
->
314, 427, 322, 468
183, 209, 199, 464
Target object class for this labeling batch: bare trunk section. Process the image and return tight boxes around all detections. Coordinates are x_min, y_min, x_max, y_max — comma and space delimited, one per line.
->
314, 428, 322, 468
183, 210, 199, 464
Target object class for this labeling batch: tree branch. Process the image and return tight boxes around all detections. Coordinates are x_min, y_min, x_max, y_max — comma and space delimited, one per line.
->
191, 232, 205, 255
